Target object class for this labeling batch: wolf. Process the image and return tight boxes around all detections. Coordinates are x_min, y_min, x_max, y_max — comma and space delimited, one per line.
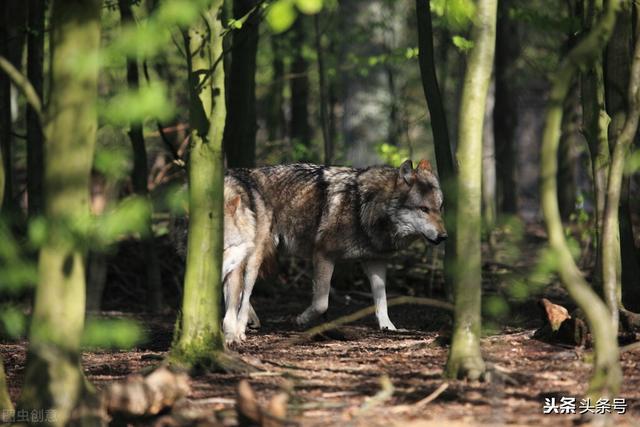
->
221, 173, 274, 342
170, 176, 265, 342
223, 159, 447, 343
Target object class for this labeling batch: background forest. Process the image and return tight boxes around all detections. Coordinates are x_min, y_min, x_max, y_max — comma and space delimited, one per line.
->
0, 0, 639, 425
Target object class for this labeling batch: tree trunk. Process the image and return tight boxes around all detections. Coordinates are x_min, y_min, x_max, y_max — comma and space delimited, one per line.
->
26, 0, 45, 217
603, 2, 640, 313
118, 0, 163, 313
18, 1, 102, 425
557, 81, 580, 220
267, 34, 286, 143
0, 358, 11, 411
290, 16, 311, 150
171, 2, 226, 367
482, 80, 496, 230
223, 0, 259, 168
493, 0, 519, 214
314, 13, 332, 165
415, 0, 457, 301
0, 1, 26, 213
580, 0, 610, 294
602, 2, 640, 331
445, 0, 497, 380
540, 0, 621, 399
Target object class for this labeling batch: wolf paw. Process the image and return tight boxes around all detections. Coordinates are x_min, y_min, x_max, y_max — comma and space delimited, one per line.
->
378, 321, 397, 331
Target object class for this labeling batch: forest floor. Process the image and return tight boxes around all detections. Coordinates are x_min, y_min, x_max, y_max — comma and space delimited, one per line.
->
2, 223, 640, 426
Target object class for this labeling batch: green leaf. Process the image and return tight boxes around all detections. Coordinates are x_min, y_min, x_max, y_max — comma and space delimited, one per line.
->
0, 306, 26, 339
266, 0, 297, 33
93, 196, 152, 245
82, 318, 145, 349
452, 35, 474, 52
100, 82, 175, 126
295, 0, 323, 14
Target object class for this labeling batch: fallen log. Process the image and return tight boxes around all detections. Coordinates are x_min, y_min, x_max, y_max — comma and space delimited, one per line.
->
104, 366, 190, 417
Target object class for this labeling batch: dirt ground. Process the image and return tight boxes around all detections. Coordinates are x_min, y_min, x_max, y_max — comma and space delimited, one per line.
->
2, 224, 640, 426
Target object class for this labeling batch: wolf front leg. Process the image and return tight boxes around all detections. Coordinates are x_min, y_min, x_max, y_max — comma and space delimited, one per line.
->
222, 266, 244, 344
296, 253, 335, 326
362, 261, 396, 330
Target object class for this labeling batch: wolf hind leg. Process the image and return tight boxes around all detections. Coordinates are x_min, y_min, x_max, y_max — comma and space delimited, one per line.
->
223, 266, 244, 344
296, 253, 334, 326
235, 251, 263, 339
247, 302, 260, 328
362, 261, 396, 330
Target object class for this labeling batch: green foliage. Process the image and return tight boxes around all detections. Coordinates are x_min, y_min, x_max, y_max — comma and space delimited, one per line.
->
431, 0, 476, 31
624, 148, 640, 174
82, 318, 145, 349
0, 223, 38, 295
100, 82, 174, 126
266, 0, 324, 34
0, 306, 26, 339
375, 143, 409, 167
452, 35, 474, 52
92, 196, 152, 247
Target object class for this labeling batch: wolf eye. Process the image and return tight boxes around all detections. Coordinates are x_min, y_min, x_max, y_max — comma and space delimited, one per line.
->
419, 206, 430, 213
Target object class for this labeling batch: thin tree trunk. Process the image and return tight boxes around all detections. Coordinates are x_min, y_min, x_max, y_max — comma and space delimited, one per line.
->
445, 0, 497, 380
603, 1, 640, 313
267, 34, 286, 143
118, 0, 163, 313
540, 0, 621, 399
0, 358, 11, 411
290, 16, 311, 149
493, 0, 519, 214
482, 79, 496, 230
26, 0, 44, 217
557, 81, 580, 220
223, 0, 259, 168
602, 5, 640, 334
18, 1, 102, 424
580, 0, 610, 293
415, 0, 457, 302
171, 2, 227, 367
314, 14, 332, 165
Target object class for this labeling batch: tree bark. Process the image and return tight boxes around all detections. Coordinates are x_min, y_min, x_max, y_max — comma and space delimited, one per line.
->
314, 13, 332, 165
602, 3, 640, 331
118, 0, 163, 313
223, 0, 259, 168
445, 0, 497, 380
0, 1, 27, 213
0, 358, 11, 411
540, 0, 621, 399
603, 2, 640, 313
415, 0, 457, 301
290, 16, 311, 149
26, 0, 44, 217
171, 1, 226, 366
580, 0, 610, 294
482, 80, 496, 230
267, 34, 286, 143
557, 81, 580, 220
18, 1, 102, 424
493, 0, 519, 214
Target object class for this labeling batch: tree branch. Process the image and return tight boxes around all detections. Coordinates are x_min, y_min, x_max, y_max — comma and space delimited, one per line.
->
0, 55, 42, 123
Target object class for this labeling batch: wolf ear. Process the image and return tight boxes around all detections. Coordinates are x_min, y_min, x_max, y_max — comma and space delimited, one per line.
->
399, 159, 414, 186
417, 159, 432, 172
225, 195, 241, 216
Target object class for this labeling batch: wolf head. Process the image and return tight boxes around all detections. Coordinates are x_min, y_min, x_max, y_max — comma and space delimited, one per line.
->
392, 159, 448, 245
223, 194, 256, 279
